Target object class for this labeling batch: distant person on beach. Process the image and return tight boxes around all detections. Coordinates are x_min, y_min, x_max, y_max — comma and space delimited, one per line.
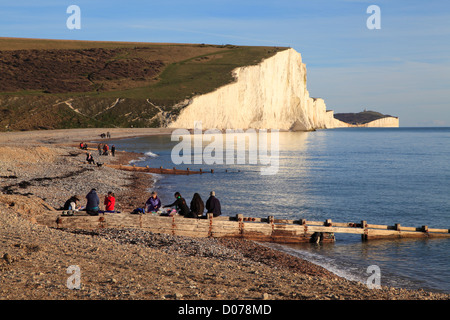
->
111, 145, 116, 157
206, 191, 221, 217
98, 143, 102, 156
63, 195, 81, 211
104, 191, 116, 212
145, 191, 161, 213
164, 192, 190, 216
86, 188, 100, 216
103, 144, 109, 156
189, 193, 204, 218
86, 152, 95, 165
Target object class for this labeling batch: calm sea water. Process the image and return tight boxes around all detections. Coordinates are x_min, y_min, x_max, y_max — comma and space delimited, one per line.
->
108, 127, 450, 293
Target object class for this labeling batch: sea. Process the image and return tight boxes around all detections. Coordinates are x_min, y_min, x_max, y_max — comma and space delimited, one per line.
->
107, 127, 450, 294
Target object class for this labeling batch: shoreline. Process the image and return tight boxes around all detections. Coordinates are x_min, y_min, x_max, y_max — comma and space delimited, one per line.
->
1, 128, 450, 300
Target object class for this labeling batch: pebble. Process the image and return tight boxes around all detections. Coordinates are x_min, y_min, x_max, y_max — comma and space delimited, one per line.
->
3, 253, 12, 264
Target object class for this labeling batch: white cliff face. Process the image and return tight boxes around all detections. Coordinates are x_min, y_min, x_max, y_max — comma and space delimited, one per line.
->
345, 117, 399, 128
168, 48, 347, 131
359, 117, 399, 128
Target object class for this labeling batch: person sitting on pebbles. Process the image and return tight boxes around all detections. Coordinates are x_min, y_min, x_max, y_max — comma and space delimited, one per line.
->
163, 192, 190, 216
86, 152, 95, 165
104, 191, 116, 212
63, 195, 81, 211
145, 191, 161, 213
86, 188, 100, 216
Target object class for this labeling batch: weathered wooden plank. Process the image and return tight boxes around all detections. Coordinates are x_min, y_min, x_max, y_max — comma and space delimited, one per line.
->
367, 224, 389, 229
426, 233, 450, 238
56, 216, 102, 229
210, 230, 245, 238
272, 219, 296, 224
304, 221, 325, 226
306, 225, 365, 235
366, 229, 425, 239
175, 225, 211, 234
428, 228, 450, 234
103, 215, 142, 229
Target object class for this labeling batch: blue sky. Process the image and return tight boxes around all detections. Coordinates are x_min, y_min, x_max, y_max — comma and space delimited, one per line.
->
1, 0, 449, 126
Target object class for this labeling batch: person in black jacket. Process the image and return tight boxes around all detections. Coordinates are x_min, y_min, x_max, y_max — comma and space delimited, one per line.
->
205, 191, 221, 217
164, 192, 190, 216
86, 152, 95, 165
189, 193, 204, 218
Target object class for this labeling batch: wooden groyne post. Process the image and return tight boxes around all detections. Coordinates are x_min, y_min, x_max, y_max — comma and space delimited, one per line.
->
36, 212, 450, 244
105, 164, 211, 175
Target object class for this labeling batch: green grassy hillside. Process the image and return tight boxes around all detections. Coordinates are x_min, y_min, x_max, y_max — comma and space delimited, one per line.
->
334, 110, 396, 125
0, 38, 287, 131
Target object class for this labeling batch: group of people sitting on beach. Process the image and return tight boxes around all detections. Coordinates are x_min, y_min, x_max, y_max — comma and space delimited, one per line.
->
62, 189, 117, 216
81, 142, 116, 166
143, 190, 222, 218
62, 189, 221, 218
97, 143, 115, 157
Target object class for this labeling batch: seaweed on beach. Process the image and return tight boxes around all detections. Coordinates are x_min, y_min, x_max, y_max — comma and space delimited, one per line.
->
1, 167, 94, 195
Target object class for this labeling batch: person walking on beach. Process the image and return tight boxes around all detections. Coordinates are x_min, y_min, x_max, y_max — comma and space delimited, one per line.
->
98, 143, 102, 156
189, 193, 204, 218
104, 191, 116, 212
145, 191, 161, 213
164, 192, 190, 216
111, 145, 116, 157
86, 188, 100, 216
206, 191, 222, 217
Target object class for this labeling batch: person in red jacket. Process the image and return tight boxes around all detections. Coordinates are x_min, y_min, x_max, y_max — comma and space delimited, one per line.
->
104, 191, 116, 212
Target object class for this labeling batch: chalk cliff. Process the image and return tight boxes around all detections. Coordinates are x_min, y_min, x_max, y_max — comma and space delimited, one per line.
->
351, 117, 399, 128
168, 48, 347, 131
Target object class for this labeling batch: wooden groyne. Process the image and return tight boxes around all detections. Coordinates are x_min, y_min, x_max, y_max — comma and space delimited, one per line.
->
105, 164, 214, 175
34, 212, 450, 244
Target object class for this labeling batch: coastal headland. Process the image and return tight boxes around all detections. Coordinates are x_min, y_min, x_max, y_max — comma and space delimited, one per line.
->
0, 38, 397, 132
0, 128, 447, 301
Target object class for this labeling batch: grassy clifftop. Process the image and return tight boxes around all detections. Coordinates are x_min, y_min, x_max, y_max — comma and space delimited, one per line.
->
0, 38, 286, 131
334, 110, 397, 125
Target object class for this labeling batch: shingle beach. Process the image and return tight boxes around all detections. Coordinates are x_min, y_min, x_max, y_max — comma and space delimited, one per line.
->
1, 128, 449, 301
